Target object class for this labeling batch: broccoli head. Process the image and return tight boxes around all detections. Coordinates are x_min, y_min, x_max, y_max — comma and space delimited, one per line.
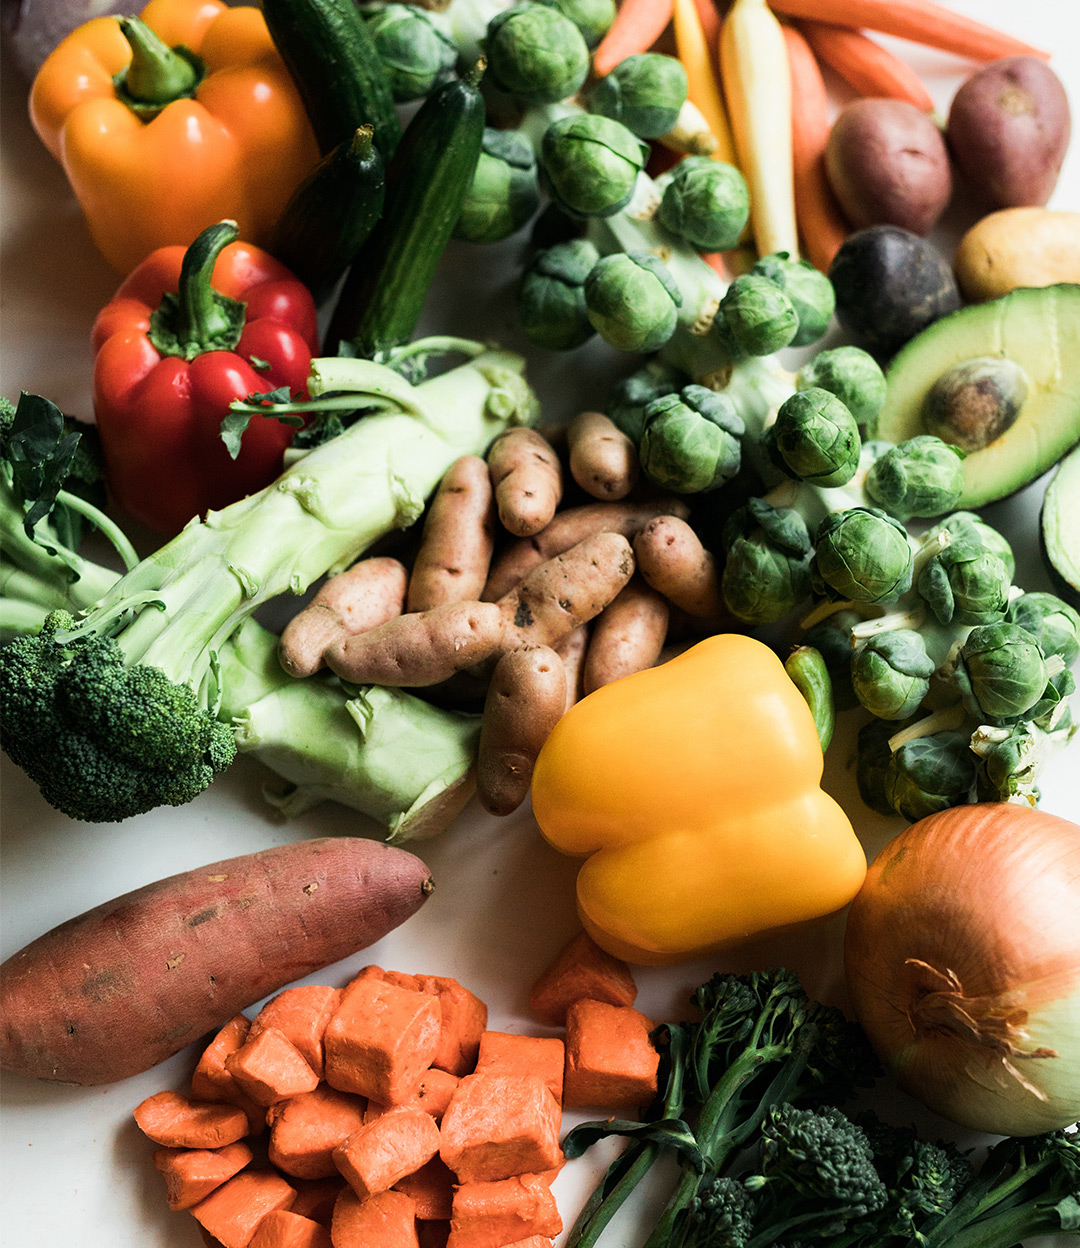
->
681, 1174, 758, 1248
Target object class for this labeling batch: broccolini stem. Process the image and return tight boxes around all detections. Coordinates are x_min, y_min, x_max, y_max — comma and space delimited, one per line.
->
52, 488, 139, 571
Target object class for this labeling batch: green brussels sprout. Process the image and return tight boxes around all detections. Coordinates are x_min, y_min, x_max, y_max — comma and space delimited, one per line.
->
716, 274, 799, 357
812, 508, 914, 605
916, 541, 1011, 627
764, 387, 861, 488
485, 3, 590, 104
587, 53, 687, 139
953, 622, 1050, 723
365, 4, 458, 101
539, 114, 648, 218
721, 497, 813, 625
1006, 591, 1080, 667
972, 722, 1042, 804
886, 730, 978, 823
516, 238, 600, 349
751, 252, 835, 347
1028, 666, 1074, 731
639, 385, 745, 493
584, 251, 681, 352
537, 0, 616, 47
802, 610, 862, 712
851, 629, 935, 720
605, 359, 686, 442
855, 717, 902, 816
796, 346, 887, 428
864, 435, 966, 521
926, 511, 1016, 579
455, 129, 540, 244
657, 156, 749, 251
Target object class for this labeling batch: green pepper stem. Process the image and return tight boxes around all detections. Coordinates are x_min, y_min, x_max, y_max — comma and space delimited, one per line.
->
148, 221, 248, 361
116, 17, 201, 109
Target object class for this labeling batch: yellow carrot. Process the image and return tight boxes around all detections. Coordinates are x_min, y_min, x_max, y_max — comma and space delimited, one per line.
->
672, 0, 737, 168
719, 0, 799, 258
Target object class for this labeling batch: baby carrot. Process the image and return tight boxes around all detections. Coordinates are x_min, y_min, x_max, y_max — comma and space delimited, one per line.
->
798, 20, 935, 111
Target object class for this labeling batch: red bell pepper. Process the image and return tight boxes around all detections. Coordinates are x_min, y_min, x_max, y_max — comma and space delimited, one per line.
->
91, 220, 319, 534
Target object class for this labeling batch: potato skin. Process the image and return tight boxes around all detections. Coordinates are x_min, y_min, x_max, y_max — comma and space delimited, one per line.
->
0, 838, 434, 1085
953, 207, 1080, 301
947, 57, 1070, 210
825, 98, 952, 236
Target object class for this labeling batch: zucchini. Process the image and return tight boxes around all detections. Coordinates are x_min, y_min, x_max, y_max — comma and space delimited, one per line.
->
266, 126, 386, 305
325, 66, 486, 359
261, 0, 401, 158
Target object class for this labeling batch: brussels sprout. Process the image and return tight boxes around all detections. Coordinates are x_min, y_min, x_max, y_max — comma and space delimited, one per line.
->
537, 0, 616, 47
365, 4, 458, 101
1028, 666, 1074, 731
751, 252, 835, 347
953, 622, 1050, 723
455, 129, 540, 244
864, 435, 966, 521
796, 346, 887, 429
721, 497, 813, 625
926, 511, 1016, 579
916, 541, 1011, 627
485, 3, 590, 104
639, 385, 745, 493
922, 355, 1029, 454
886, 730, 978, 823
812, 508, 914, 604
764, 387, 861, 488
516, 238, 600, 349
587, 52, 687, 139
539, 114, 648, 218
656, 156, 749, 252
716, 274, 799, 357
972, 722, 1042, 803
855, 717, 902, 815
802, 610, 862, 712
584, 251, 681, 352
851, 629, 935, 720
1007, 591, 1080, 666
605, 359, 686, 442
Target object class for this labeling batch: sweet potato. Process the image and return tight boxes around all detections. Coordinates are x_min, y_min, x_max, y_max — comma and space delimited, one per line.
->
487, 428, 563, 537
331, 1187, 419, 1247
333, 1104, 442, 1198
408, 456, 497, 613
268, 1086, 369, 1180
583, 577, 669, 694
192, 1170, 298, 1248
528, 930, 638, 1025
562, 999, 659, 1110
225, 1028, 320, 1107
249, 1210, 333, 1248
248, 986, 341, 1081
0, 838, 435, 1085
153, 1142, 255, 1210
439, 1073, 562, 1183
566, 411, 639, 501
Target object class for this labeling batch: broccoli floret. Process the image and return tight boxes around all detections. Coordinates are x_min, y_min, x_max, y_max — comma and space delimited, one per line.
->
681, 1174, 757, 1248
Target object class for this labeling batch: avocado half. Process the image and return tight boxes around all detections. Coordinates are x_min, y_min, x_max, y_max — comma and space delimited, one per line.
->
873, 284, 1080, 508
1041, 444, 1080, 609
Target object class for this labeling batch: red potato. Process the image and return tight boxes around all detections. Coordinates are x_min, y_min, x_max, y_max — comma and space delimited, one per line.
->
0, 839, 435, 1086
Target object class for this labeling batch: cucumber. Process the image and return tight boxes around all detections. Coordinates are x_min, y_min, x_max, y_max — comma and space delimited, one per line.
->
325, 67, 486, 360
261, 0, 401, 158
266, 126, 386, 305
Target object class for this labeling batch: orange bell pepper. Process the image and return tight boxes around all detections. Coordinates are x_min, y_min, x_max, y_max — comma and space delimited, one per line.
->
530, 634, 866, 964
29, 0, 320, 274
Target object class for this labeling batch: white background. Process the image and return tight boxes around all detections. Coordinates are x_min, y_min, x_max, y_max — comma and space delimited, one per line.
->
2, 1, 1079, 1244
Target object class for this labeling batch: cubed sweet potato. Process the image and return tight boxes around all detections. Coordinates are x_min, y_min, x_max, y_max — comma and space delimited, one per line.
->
446, 1174, 561, 1248
248, 987, 342, 1080
562, 999, 659, 1110
267, 1085, 368, 1180
528, 930, 638, 1025
333, 1105, 441, 1199
439, 1074, 561, 1183
190, 1170, 297, 1248
474, 1032, 564, 1105
331, 1187, 419, 1248
153, 1142, 254, 1211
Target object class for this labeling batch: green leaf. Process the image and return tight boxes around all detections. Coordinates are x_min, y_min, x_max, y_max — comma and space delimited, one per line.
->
219, 396, 304, 460
5, 392, 82, 542
563, 1116, 704, 1171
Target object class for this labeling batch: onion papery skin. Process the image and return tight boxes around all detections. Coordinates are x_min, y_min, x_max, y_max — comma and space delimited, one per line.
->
843, 803, 1080, 1136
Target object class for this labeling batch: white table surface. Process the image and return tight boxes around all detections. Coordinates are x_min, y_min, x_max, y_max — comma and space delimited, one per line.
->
2, 1, 1078, 1244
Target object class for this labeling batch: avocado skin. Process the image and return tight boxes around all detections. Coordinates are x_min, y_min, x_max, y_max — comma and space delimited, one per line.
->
829, 225, 961, 358
1040, 445, 1080, 610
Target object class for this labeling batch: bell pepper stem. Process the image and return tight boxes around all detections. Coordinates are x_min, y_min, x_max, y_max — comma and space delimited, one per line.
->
149, 221, 248, 361
115, 17, 201, 109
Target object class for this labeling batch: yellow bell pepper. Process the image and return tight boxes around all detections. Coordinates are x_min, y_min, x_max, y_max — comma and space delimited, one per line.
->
29, 0, 319, 273
531, 634, 866, 965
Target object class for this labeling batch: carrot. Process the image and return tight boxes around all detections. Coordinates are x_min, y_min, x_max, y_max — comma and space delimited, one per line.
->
766, 0, 1050, 62
134, 1091, 250, 1150
248, 1209, 333, 1248
798, 19, 935, 111
720, 0, 799, 258
407, 455, 497, 613
782, 23, 850, 273
562, 999, 660, 1110
191, 1170, 298, 1248
152, 1141, 254, 1211
248, 986, 342, 1080
225, 1027, 321, 1108
267, 1085, 368, 1180
592, 0, 675, 77
393, 1156, 456, 1220
439, 1073, 562, 1183
331, 1187, 419, 1248
672, 0, 738, 166
446, 1174, 562, 1248
475, 1031, 565, 1104
528, 929, 639, 1025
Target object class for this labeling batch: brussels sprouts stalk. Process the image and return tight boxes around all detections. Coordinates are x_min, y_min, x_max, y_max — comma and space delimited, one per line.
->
887, 703, 969, 752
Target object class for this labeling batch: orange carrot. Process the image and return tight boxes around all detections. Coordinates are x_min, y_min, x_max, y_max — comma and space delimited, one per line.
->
333, 1105, 442, 1199
528, 929, 638, 1025
153, 1142, 254, 1211
248, 987, 342, 1081
191, 1170, 298, 1248
475, 1032, 565, 1105
439, 1073, 562, 1183
267, 1085, 368, 1180
331, 1187, 419, 1248
134, 1091, 250, 1150
798, 19, 935, 110
393, 1157, 456, 1220
766, 0, 1049, 61
593, 0, 675, 77
673, 0, 738, 166
248, 1209, 333, 1248
692, 0, 721, 60
782, 23, 850, 273
225, 1027, 321, 1108
562, 999, 660, 1110
447, 1175, 562, 1248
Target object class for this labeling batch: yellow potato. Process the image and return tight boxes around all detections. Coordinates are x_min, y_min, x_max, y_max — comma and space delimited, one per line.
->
954, 208, 1080, 302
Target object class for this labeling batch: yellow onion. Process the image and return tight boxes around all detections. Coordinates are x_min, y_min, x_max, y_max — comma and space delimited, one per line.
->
843, 803, 1080, 1136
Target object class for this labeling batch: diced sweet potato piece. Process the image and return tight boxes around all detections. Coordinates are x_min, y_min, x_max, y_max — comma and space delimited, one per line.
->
365, 1068, 459, 1127
417, 1222, 451, 1248
267, 1085, 368, 1179
528, 930, 638, 1024
192, 1015, 252, 1102
153, 1141, 254, 1210
225, 1027, 320, 1107
324, 978, 441, 1104
393, 1156, 455, 1220
248, 1209, 333, 1248
562, 999, 659, 1110
134, 1091, 249, 1149
248, 987, 342, 1079
446, 1174, 561, 1248
191, 1170, 296, 1248
502, 1239, 554, 1248
331, 1187, 419, 1248
414, 975, 487, 1076
333, 1104, 441, 1199
439, 1074, 561, 1183
288, 1176, 346, 1225
475, 1032, 564, 1105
